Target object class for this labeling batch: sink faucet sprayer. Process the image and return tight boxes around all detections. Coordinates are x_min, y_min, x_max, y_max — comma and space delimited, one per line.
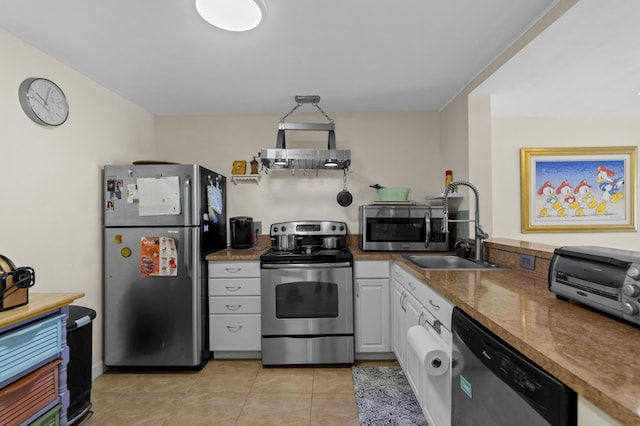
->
442, 181, 489, 262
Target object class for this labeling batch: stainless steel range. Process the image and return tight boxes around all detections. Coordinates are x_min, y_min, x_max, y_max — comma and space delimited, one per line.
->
260, 220, 354, 365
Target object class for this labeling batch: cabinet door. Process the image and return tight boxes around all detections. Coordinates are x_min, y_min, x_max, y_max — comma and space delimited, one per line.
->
355, 278, 390, 353
423, 324, 452, 426
403, 291, 423, 396
391, 280, 406, 366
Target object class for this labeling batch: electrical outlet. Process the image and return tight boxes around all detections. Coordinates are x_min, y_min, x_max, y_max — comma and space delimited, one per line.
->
252, 221, 262, 235
519, 254, 535, 270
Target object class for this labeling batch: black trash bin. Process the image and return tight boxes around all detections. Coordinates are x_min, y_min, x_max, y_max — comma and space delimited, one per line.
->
66, 305, 96, 424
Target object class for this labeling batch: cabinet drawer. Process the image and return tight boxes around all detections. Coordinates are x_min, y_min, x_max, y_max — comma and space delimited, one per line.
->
393, 263, 454, 331
210, 314, 261, 351
354, 260, 390, 278
392, 264, 409, 287
209, 278, 260, 296
0, 314, 64, 384
421, 285, 454, 331
209, 296, 261, 314
209, 261, 260, 278
31, 404, 62, 426
0, 359, 61, 426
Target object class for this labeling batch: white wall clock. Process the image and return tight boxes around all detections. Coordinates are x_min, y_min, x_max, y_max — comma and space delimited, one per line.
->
18, 77, 69, 126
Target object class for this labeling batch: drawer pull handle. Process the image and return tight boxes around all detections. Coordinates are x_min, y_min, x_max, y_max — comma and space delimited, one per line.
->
225, 286, 241, 292
225, 304, 242, 311
227, 325, 243, 332
429, 299, 441, 311
225, 268, 242, 273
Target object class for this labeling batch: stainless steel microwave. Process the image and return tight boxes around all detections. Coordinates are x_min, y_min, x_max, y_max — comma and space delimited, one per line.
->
358, 205, 450, 251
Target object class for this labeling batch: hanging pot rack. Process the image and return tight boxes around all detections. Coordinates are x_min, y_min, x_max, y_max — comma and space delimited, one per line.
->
261, 95, 351, 171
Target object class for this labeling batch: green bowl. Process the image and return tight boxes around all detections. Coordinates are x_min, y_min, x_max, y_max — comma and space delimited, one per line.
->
377, 188, 410, 201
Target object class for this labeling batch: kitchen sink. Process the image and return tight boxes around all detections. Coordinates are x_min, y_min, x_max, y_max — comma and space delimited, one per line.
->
402, 254, 508, 270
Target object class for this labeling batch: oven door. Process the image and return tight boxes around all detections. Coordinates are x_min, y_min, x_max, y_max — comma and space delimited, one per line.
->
261, 263, 353, 336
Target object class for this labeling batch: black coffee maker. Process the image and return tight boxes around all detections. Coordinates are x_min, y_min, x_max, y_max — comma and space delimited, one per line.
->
230, 217, 253, 249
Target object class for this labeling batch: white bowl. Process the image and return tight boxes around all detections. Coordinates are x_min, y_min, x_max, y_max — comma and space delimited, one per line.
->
425, 193, 464, 211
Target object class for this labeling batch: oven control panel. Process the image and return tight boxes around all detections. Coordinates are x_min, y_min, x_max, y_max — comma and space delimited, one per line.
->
271, 220, 347, 236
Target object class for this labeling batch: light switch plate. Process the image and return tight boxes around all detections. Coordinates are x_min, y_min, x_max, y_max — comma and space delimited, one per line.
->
519, 254, 535, 270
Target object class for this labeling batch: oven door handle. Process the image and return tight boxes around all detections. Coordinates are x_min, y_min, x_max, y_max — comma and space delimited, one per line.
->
261, 262, 352, 269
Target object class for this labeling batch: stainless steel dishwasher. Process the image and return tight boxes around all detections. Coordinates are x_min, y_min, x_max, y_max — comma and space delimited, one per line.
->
451, 308, 577, 426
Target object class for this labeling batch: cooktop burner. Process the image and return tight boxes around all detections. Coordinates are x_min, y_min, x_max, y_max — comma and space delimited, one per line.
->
262, 220, 352, 265
260, 247, 353, 264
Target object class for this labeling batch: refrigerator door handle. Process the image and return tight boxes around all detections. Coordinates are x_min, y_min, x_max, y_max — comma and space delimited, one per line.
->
184, 174, 192, 227
185, 228, 192, 278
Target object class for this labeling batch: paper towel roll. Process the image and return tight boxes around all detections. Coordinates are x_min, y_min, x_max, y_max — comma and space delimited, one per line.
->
407, 325, 450, 376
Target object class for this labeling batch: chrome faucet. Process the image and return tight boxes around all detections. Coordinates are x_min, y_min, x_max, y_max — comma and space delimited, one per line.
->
442, 181, 489, 262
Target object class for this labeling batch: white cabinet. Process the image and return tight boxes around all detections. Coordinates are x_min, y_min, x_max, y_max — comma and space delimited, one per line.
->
354, 260, 391, 354
391, 270, 422, 368
392, 262, 454, 426
578, 396, 621, 426
208, 261, 261, 355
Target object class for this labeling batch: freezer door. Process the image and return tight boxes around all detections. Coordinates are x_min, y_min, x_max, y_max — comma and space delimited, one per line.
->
104, 164, 206, 227
198, 166, 227, 255
103, 227, 203, 367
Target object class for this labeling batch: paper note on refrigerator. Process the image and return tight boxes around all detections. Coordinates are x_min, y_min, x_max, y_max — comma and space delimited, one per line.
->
140, 236, 178, 276
136, 176, 181, 216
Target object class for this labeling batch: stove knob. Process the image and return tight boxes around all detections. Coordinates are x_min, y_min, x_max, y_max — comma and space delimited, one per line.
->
272, 227, 279, 233
622, 284, 640, 297
627, 266, 640, 280
623, 301, 639, 316
331, 225, 336, 231
339, 225, 345, 231
281, 226, 287, 232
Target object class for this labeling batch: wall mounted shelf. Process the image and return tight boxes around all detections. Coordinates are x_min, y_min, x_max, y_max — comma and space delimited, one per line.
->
231, 175, 261, 185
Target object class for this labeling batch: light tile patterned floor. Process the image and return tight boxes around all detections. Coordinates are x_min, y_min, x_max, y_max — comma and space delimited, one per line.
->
80, 359, 397, 426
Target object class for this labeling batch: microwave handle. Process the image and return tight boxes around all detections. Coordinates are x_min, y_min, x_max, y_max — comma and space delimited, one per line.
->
424, 211, 431, 248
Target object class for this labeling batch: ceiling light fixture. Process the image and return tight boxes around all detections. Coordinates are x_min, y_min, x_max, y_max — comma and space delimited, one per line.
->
195, 0, 266, 32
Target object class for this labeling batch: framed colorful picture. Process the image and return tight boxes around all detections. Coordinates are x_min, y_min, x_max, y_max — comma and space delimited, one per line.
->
520, 146, 636, 233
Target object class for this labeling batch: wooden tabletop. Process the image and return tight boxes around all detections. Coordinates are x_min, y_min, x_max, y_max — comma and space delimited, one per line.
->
0, 292, 85, 329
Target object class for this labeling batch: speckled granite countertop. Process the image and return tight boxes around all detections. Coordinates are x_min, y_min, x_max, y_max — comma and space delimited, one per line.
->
207, 239, 639, 424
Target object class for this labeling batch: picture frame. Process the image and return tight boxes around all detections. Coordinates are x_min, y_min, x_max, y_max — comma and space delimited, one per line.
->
232, 160, 247, 175
520, 146, 636, 233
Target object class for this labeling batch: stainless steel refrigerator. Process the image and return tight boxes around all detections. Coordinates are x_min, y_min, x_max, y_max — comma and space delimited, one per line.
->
102, 163, 226, 368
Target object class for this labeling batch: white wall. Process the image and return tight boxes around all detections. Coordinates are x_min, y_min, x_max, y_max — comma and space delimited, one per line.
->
491, 116, 640, 250
155, 112, 444, 232
0, 28, 156, 366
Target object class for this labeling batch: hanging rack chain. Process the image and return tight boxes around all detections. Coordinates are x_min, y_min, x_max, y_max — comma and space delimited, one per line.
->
280, 101, 302, 122
312, 101, 334, 123
279, 99, 334, 123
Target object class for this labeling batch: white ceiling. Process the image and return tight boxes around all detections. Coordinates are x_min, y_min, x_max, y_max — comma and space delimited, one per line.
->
0, 0, 559, 116
2, 0, 637, 118
475, 0, 640, 118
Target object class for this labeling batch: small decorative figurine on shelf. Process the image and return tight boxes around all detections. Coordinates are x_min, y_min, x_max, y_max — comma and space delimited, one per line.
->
250, 155, 259, 175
